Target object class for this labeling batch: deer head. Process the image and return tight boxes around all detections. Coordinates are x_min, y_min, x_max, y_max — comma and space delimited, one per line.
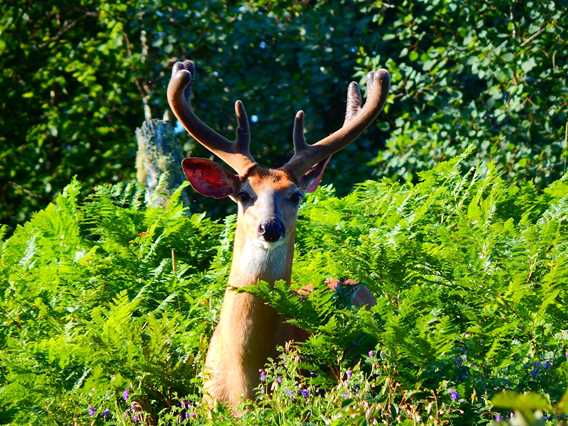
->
167, 60, 390, 257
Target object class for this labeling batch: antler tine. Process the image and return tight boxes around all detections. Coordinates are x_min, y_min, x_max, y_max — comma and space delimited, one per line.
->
293, 110, 307, 152
344, 81, 362, 123
283, 69, 390, 179
234, 100, 252, 155
167, 60, 256, 176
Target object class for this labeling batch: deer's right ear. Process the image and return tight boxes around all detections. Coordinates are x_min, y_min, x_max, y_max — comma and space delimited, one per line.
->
181, 158, 239, 199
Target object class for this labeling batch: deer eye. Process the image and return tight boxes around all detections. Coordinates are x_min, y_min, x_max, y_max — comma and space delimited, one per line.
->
237, 191, 253, 203
288, 191, 303, 205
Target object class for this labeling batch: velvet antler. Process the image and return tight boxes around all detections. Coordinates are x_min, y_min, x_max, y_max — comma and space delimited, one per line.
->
282, 70, 390, 180
167, 60, 257, 176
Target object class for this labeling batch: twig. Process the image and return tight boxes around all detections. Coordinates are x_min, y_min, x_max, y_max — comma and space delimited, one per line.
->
520, 26, 546, 47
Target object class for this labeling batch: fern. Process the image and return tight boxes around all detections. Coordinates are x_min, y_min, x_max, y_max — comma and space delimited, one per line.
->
0, 158, 567, 424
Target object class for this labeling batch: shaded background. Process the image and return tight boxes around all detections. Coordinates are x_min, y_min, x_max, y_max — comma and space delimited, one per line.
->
1, 0, 565, 229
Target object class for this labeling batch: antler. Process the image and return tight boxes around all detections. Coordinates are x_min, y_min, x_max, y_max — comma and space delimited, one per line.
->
167, 60, 257, 176
282, 69, 390, 179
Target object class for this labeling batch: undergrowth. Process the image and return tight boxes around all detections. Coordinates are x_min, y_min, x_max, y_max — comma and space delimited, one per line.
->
0, 154, 566, 424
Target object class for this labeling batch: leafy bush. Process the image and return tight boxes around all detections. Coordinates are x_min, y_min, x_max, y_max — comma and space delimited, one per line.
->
1, 154, 566, 424
0, 0, 386, 227
359, 0, 566, 186
2, 0, 565, 231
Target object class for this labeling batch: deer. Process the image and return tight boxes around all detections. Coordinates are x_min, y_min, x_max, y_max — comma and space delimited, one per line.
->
167, 59, 390, 413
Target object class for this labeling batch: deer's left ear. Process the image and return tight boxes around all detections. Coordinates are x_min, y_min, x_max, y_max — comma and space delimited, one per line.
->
299, 156, 332, 193
181, 157, 239, 199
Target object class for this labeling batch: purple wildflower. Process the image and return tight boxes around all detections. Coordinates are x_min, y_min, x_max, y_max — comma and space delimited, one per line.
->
284, 388, 294, 398
341, 391, 350, 399
102, 408, 111, 419
276, 376, 282, 384
259, 369, 267, 382
543, 360, 552, 369
122, 389, 129, 401
132, 414, 140, 423
345, 369, 353, 379
368, 350, 376, 358
181, 399, 191, 409
495, 413, 502, 422
299, 388, 309, 398
449, 390, 459, 401
181, 410, 197, 420
88, 405, 96, 417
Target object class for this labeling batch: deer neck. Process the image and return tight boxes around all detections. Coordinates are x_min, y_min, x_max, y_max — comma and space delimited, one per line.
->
212, 221, 295, 392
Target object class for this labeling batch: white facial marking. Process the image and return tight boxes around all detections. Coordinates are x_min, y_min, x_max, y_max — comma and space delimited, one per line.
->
239, 237, 288, 281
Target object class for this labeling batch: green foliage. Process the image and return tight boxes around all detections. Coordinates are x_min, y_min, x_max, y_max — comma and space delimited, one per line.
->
2, 0, 565, 231
360, 0, 566, 185
1, 154, 566, 424
492, 391, 555, 425
0, 179, 227, 423
0, 0, 383, 228
1, 1, 565, 423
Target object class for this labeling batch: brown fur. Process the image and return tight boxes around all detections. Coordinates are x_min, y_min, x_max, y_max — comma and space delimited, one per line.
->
203, 168, 300, 412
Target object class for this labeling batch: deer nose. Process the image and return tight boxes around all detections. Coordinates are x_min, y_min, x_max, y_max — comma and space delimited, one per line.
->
258, 219, 285, 242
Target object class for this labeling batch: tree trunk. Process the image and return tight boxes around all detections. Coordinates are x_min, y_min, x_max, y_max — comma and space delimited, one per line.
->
135, 118, 189, 208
